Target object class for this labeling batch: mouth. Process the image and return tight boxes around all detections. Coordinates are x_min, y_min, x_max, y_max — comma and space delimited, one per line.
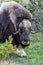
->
21, 41, 30, 45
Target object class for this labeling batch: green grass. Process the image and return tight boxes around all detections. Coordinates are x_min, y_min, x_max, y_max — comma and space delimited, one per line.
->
25, 42, 43, 65
1, 32, 43, 65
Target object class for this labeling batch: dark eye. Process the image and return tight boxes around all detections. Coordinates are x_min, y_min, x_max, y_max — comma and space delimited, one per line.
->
20, 27, 23, 33
28, 28, 31, 31
29, 28, 31, 31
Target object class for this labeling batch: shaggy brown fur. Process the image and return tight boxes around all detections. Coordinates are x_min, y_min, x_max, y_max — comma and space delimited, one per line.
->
0, 1, 32, 47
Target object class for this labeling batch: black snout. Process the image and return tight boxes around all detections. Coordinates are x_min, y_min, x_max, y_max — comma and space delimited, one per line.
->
23, 39, 29, 42
20, 28, 30, 42
22, 34, 29, 42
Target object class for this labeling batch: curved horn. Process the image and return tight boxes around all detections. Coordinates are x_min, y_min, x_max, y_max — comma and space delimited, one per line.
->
31, 30, 36, 34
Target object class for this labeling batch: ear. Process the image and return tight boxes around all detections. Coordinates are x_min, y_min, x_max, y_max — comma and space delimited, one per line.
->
0, 11, 10, 30
9, 9, 17, 32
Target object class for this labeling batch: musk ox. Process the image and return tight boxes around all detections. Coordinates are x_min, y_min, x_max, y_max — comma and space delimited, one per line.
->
0, 1, 32, 57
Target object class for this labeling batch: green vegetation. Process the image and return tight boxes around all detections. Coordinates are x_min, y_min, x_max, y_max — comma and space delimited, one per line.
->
1, 32, 43, 65
0, 35, 16, 59
0, 0, 43, 65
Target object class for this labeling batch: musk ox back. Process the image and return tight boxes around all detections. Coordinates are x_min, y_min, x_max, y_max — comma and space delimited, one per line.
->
0, 1, 32, 57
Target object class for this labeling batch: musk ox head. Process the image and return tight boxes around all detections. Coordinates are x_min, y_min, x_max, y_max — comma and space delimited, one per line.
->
18, 19, 32, 46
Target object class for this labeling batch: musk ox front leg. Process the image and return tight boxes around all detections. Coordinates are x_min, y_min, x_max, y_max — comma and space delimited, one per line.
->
9, 10, 26, 57
12, 35, 27, 57
16, 45, 27, 57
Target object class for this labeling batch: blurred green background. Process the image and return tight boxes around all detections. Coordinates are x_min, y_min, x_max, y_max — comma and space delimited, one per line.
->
0, 0, 43, 65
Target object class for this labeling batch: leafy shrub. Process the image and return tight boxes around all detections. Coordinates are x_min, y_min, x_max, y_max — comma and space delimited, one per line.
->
13, 0, 22, 3
0, 35, 16, 59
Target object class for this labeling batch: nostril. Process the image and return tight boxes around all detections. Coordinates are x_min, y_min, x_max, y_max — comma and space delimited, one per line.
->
24, 39, 28, 42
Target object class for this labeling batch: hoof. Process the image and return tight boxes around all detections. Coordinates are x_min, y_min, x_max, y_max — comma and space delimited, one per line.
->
16, 48, 27, 57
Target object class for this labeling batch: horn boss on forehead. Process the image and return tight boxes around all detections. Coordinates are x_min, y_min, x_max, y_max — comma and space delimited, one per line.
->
22, 19, 32, 28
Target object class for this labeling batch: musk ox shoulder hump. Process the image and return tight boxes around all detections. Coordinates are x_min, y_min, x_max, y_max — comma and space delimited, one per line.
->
1, 1, 32, 21
1, 1, 23, 10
